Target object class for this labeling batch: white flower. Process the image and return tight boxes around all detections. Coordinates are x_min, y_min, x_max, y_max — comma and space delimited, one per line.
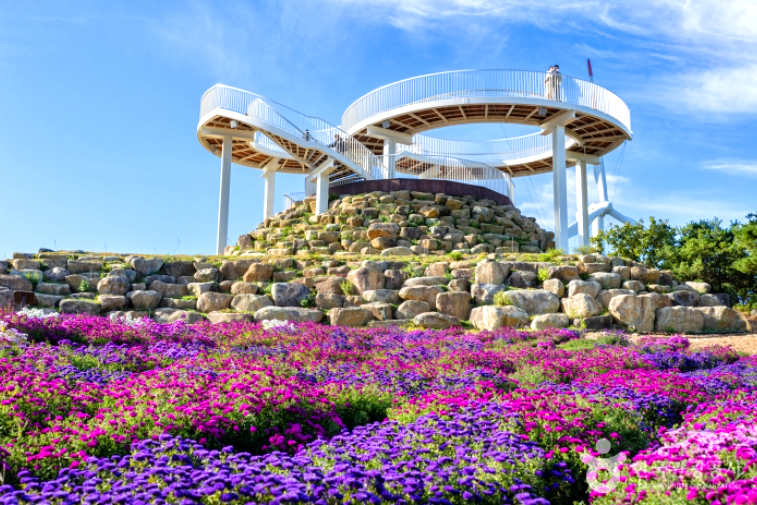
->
110, 312, 148, 327
262, 319, 296, 333
15, 307, 59, 319
0, 322, 27, 345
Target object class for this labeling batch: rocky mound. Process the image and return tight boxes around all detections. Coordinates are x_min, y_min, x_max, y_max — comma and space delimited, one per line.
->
0, 190, 750, 334
232, 189, 551, 257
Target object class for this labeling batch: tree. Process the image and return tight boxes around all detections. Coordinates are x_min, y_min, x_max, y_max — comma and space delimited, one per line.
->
593, 214, 756, 308
591, 217, 676, 268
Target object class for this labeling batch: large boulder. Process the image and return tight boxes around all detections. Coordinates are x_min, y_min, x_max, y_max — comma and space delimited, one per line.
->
567, 280, 602, 299
685, 281, 711, 294
436, 291, 471, 320
588, 272, 622, 290
254, 306, 324, 323
475, 261, 507, 285
560, 294, 602, 318
67, 260, 104, 274
469, 305, 529, 330
622, 280, 646, 293
219, 260, 256, 280
187, 282, 217, 297
413, 312, 459, 330
34, 293, 64, 308
37, 283, 71, 296
271, 283, 311, 307
43, 267, 70, 283
0, 288, 12, 309
699, 294, 725, 307
0, 274, 33, 291
367, 223, 399, 240
315, 293, 345, 309
666, 290, 700, 307
547, 265, 579, 284
363, 289, 401, 305
98, 295, 128, 312
695, 306, 749, 333
230, 282, 259, 296
609, 293, 668, 333
507, 271, 539, 289
380, 247, 416, 257
497, 289, 560, 316
130, 258, 164, 276
231, 294, 272, 313
361, 302, 393, 321
128, 290, 163, 311
197, 292, 233, 312
403, 276, 449, 287
162, 261, 197, 278
315, 277, 345, 296
470, 283, 507, 304
329, 307, 375, 327
531, 313, 570, 331
149, 281, 188, 299
542, 278, 565, 298
243, 263, 274, 282
154, 308, 205, 324
194, 268, 220, 283
97, 276, 130, 296
395, 300, 430, 319
206, 312, 254, 324
597, 289, 637, 309
630, 266, 660, 284
59, 299, 100, 315
655, 306, 705, 333
347, 266, 385, 294
398, 286, 443, 307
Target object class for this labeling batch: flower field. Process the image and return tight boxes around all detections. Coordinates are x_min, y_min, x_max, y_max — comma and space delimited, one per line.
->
1, 312, 756, 504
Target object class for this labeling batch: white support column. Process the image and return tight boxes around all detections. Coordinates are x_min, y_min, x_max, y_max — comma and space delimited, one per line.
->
576, 161, 589, 247
552, 125, 568, 251
305, 178, 316, 197
216, 136, 232, 256
383, 139, 396, 178
593, 159, 609, 238
315, 171, 330, 215
262, 158, 279, 219
307, 159, 335, 216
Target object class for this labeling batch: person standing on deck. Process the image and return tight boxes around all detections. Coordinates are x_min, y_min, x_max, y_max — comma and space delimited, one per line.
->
545, 65, 562, 101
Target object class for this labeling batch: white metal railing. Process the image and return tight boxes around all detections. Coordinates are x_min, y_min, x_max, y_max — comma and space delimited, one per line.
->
402, 132, 576, 166
201, 84, 519, 203
378, 153, 515, 203
282, 192, 306, 212
201, 85, 378, 180
342, 69, 631, 134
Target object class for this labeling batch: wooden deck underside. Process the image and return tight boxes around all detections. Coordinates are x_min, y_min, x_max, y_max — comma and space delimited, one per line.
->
200, 101, 629, 183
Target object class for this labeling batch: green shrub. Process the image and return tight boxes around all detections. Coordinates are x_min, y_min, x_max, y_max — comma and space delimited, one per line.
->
447, 251, 463, 261
493, 291, 513, 307
23, 272, 41, 289
339, 280, 354, 296
537, 268, 549, 282
300, 293, 316, 308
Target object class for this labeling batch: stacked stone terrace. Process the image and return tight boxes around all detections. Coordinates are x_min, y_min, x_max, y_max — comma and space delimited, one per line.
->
0, 190, 750, 334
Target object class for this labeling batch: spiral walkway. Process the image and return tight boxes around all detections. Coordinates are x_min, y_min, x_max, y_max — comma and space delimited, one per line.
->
198, 70, 632, 253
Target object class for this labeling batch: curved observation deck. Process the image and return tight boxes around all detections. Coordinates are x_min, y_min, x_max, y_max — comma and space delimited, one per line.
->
400, 132, 578, 177
198, 85, 381, 184
343, 69, 632, 176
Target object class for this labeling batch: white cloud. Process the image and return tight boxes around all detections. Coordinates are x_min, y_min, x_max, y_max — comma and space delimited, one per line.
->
336, 0, 757, 114
702, 159, 757, 176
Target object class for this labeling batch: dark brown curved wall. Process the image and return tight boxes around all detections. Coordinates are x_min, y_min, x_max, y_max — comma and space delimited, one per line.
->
332, 179, 512, 206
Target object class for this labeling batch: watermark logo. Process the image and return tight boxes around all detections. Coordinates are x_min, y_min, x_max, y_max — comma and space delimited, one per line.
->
582, 438, 627, 494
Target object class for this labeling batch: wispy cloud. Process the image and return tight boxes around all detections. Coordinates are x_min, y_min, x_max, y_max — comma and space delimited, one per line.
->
702, 159, 757, 176
336, 0, 757, 115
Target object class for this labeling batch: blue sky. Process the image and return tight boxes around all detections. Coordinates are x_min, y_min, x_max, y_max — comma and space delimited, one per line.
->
1, 0, 755, 255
